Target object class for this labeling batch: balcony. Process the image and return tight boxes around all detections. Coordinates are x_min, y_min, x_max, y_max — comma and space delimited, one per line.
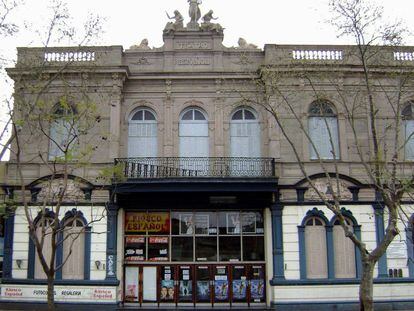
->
114, 157, 276, 179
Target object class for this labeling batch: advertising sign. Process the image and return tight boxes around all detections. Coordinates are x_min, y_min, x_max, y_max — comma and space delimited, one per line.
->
125, 212, 170, 234
1, 286, 116, 302
124, 235, 145, 261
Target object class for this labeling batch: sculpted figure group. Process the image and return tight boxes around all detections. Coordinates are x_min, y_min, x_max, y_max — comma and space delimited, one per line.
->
164, 0, 222, 33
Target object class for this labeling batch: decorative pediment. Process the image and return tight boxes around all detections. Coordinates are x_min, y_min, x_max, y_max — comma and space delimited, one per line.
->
305, 178, 353, 201
31, 176, 92, 203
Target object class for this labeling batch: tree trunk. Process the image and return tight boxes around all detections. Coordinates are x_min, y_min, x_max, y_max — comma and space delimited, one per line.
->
359, 259, 375, 311
47, 275, 55, 311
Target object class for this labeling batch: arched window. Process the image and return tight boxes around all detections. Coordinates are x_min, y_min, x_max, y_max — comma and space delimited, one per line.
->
179, 107, 209, 158
128, 108, 157, 157
49, 103, 78, 160
230, 107, 261, 157
308, 101, 339, 159
402, 102, 414, 160
305, 217, 328, 278
333, 218, 356, 278
62, 217, 85, 280
34, 217, 55, 279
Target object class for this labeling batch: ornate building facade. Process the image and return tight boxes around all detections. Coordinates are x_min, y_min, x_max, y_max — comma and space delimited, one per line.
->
1, 1, 414, 309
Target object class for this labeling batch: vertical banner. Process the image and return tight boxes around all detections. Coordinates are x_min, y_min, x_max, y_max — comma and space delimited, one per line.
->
124, 266, 139, 302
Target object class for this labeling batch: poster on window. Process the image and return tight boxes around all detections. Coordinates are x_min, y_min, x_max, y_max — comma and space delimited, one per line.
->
179, 213, 194, 235
196, 281, 210, 301
194, 214, 209, 235
232, 280, 247, 300
214, 280, 228, 301
250, 279, 265, 300
242, 212, 256, 233
160, 280, 175, 301
125, 212, 170, 234
148, 236, 169, 261
124, 266, 139, 302
226, 212, 240, 234
124, 236, 145, 261
179, 280, 192, 299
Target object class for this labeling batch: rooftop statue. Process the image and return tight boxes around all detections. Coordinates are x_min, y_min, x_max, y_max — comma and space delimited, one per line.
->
201, 10, 223, 33
164, 10, 184, 33
129, 38, 151, 50
237, 37, 259, 49
188, 0, 202, 23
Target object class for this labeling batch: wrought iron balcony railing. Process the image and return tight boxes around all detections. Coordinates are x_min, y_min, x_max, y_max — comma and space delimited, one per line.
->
114, 157, 276, 179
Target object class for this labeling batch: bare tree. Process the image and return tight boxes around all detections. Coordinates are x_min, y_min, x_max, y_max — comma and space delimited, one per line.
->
3, 1, 106, 310
226, 1, 413, 310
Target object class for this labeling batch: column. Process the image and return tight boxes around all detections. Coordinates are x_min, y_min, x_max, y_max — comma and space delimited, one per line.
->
373, 202, 388, 278
271, 203, 285, 281
326, 225, 334, 279
3, 208, 15, 279
106, 203, 119, 280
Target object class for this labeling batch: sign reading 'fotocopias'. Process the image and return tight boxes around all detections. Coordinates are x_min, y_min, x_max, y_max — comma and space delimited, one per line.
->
125, 212, 170, 233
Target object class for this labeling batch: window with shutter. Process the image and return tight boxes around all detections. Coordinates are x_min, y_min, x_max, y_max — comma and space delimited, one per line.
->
48, 105, 78, 160
62, 218, 85, 280
128, 108, 158, 157
34, 218, 54, 279
305, 217, 328, 279
308, 101, 339, 160
333, 219, 356, 278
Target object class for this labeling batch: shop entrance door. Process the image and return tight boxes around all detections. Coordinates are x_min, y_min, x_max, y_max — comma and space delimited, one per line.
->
195, 265, 213, 306
159, 265, 175, 306
231, 265, 248, 305
124, 264, 266, 307
177, 265, 194, 306
249, 265, 266, 304
213, 265, 230, 304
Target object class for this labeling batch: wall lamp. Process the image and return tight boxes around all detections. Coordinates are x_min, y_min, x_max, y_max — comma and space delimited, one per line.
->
16, 259, 23, 269
95, 260, 102, 270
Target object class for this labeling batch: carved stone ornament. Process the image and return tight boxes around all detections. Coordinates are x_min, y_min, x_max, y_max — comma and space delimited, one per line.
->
237, 38, 259, 50
129, 38, 151, 50
200, 10, 223, 33
164, 10, 184, 33
305, 178, 353, 201
36, 178, 87, 203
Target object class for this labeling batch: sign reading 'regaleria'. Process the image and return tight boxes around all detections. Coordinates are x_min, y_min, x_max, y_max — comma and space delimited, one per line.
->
1, 286, 116, 302
125, 212, 170, 233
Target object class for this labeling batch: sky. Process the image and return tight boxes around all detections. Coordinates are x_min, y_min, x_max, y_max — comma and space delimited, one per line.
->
0, 0, 414, 158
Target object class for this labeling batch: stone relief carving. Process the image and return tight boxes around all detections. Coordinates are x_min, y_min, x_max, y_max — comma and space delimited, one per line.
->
164, 10, 184, 33
305, 178, 353, 201
237, 38, 259, 50
36, 178, 87, 203
129, 38, 151, 50
131, 57, 151, 65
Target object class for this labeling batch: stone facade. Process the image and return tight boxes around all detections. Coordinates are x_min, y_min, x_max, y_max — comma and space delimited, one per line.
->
1, 3, 414, 310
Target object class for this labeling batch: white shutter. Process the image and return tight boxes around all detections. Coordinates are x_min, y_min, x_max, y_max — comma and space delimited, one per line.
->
334, 224, 356, 278
128, 122, 157, 157
230, 122, 261, 158
309, 117, 339, 159
405, 120, 414, 159
179, 121, 209, 157
143, 267, 157, 301
326, 117, 339, 159
62, 224, 85, 280
305, 225, 328, 278
309, 117, 323, 159
34, 225, 53, 279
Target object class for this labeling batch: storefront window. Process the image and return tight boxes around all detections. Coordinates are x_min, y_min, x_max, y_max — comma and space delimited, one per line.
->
196, 237, 217, 261
148, 237, 169, 261
243, 236, 264, 261
124, 210, 264, 263
219, 236, 241, 261
172, 237, 193, 261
